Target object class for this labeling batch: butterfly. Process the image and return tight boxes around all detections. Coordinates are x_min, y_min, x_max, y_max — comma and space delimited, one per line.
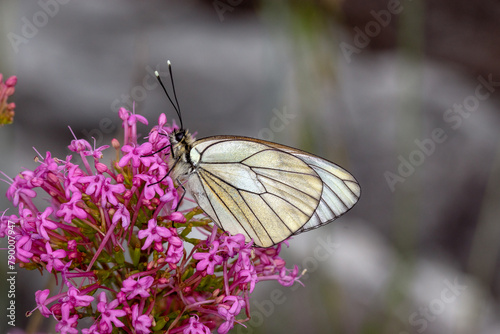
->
153, 61, 360, 248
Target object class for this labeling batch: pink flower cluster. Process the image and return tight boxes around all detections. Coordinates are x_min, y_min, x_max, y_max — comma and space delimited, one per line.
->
1, 108, 302, 334
0, 73, 17, 125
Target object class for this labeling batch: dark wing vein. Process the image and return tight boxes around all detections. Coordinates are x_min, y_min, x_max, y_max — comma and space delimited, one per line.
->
237, 190, 276, 244
195, 172, 225, 231
322, 181, 349, 211
198, 169, 264, 245
320, 197, 337, 218
255, 174, 318, 217
259, 194, 294, 235
200, 164, 316, 220
251, 168, 319, 202
199, 164, 308, 241
247, 165, 319, 177
311, 164, 360, 198
198, 167, 262, 195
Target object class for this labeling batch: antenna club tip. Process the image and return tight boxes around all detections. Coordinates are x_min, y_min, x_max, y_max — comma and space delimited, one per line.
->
154, 70, 160, 77
167, 60, 171, 65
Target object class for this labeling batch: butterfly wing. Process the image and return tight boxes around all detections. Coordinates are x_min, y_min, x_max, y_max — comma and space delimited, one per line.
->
185, 136, 360, 247
278, 146, 360, 235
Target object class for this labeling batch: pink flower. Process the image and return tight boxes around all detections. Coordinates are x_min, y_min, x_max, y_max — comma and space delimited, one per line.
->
235, 267, 258, 293
90, 143, 110, 160
0, 74, 17, 125
15, 235, 33, 263
79, 174, 105, 198
138, 218, 171, 250
100, 178, 125, 207
63, 163, 84, 198
96, 292, 126, 330
6, 175, 37, 206
217, 295, 245, 334
19, 204, 36, 233
0, 213, 18, 238
56, 192, 87, 223
219, 234, 246, 257
147, 156, 169, 180
55, 303, 79, 334
131, 304, 152, 334
36, 207, 58, 240
119, 107, 148, 126
112, 203, 130, 228
159, 176, 179, 209
62, 287, 94, 308
20, 170, 43, 187
121, 276, 154, 299
68, 138, 92, 154
193, 241, 223, 275
232, 247, 252, 273
35, 151, 59, 176
278, 265, 301, 287
35, 289, 52, 317
119, 142, 154, 168
78, 174, 125, 207
165, 230, 184, 264
184, 315, 211, 334
0, 108, 304, 334
119, 107, 148, 145
40, 241, 66, 272
135, 174, 164, 200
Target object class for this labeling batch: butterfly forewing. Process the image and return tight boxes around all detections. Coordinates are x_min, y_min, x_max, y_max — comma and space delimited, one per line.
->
185, 136, 360, 247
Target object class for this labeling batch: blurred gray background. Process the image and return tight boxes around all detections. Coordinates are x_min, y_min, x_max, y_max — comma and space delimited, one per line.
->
1, 0, 500, 333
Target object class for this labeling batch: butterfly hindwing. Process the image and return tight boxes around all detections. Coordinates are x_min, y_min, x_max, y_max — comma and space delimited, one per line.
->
285, 150, 361, 234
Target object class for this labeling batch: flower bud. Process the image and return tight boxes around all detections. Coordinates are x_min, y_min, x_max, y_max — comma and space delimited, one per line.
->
5, 76, 17, 87
116, 173, 125, 183
111, 138, 120, 150
95, 162, 109, 174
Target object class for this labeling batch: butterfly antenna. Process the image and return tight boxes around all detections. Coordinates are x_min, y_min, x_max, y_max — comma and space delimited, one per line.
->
155, 65, 184, 130
167, 60, 182, 126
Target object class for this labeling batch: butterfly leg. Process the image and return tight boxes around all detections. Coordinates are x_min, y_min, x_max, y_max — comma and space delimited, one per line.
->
170, 180, 186, 230
142, 143, 171, 157
174, 180, 185, 212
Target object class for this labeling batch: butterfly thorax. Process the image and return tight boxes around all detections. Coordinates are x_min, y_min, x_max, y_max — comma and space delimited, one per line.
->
168, 129, 196, 181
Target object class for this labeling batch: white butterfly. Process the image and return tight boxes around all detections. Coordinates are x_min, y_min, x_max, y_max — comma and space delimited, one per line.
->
154, 63, 360, 248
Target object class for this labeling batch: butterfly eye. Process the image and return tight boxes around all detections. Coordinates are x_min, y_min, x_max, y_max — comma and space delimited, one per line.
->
175, 131, 185, 142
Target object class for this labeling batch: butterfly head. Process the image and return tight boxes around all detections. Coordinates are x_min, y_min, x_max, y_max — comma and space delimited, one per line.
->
174, 129, 186, 143
169, 128, 195, 160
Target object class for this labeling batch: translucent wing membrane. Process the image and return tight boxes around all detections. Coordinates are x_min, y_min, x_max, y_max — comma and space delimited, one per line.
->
288, 152, 360, 234
185, 136, 360, 247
